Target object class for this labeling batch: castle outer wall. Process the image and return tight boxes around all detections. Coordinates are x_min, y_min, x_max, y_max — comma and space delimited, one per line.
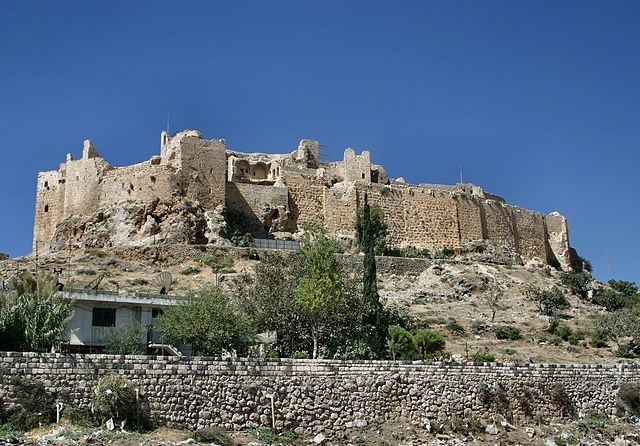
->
33, 130, 575, 269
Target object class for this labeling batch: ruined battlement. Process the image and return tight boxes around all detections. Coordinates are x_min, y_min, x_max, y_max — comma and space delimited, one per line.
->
33, 130, 577, 269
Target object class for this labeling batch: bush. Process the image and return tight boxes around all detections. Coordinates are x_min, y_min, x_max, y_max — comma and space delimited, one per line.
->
91, 374, 141, 429
434, 247, 455, 259
292, 351, 310, 359
618, 382, 640, 416
527, 286, 570, 316
495, 325, 522, 341
104, 323, 147, 355
593, 289, 632, 312
471, 320, 488, 334
560, 271, 590, 299
194, 427, 234, 446
327, 238, 346, 254
387, 325, 416, 360
549, 383, 574, 416
5, 378, 56, 431
180, 266, 201, 276
385, 246, 431, 258
413, 329, 446, 359
230, 231, 254, 248
471, 350, 496, 362
590, 330, 608, 348
445, 319, 465, 336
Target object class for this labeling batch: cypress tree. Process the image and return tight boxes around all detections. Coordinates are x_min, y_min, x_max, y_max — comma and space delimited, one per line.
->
361, 193, 386, 354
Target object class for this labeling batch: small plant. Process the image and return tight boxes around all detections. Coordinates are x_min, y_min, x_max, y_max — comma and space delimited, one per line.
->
193, 427, 234, 446
617, 382, 640, 416
446, 319, 465, 335
384, 246, 431, 258
91, 374, 141, 429
256, 427, 277, 443
77, 268, 97, 275
292, 350, 310, 359
180, 266, 201, 275
413, 329, 447, 359
62, 406, 94, 427
590, 330, 608, 348
327, 238, 346, 254
471, 350, 496, 362
5, 377, 56, 431
549, 383, 573, 416
230, 231, 254, 248
495, 325, 522, 341
471, 319, 488, 334
517, 387, 535, 417
434, 247, 455, 259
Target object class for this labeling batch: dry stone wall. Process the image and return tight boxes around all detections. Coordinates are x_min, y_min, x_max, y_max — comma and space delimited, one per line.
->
0, 353, 636, 437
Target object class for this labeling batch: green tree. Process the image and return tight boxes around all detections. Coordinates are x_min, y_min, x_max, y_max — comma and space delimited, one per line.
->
526, 285, 570, 316
0, 270, 72, 352
104, 322, 147, 355
387, 325, 416, 360
234, 252, 310, 357
560, 271, 591, 299
413, 329, 446, 359
157, 287, 254, 356
359, 194, 389, 356
296, 223, 345, 359
596, 306, 640, 354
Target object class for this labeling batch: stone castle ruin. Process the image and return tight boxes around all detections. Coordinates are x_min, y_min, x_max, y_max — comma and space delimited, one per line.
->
33, 130, 577, 269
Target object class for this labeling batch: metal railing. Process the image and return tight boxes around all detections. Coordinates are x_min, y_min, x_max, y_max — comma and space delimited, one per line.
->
253, 238, 301, 250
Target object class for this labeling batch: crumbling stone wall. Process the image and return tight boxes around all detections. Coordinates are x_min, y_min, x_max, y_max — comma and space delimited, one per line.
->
225, 182, 290, 236
99, 163, 177, 206
0, 352, 636, 437
33, 130, 575, 269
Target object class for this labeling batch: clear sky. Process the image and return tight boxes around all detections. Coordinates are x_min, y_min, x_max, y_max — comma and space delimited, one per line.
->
0, 1, 638, 284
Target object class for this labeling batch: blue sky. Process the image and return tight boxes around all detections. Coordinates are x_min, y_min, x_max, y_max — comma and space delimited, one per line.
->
0, 1, 638, 284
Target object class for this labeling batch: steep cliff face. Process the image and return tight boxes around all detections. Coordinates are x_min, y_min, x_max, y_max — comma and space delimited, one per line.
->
47, 199, 226, 251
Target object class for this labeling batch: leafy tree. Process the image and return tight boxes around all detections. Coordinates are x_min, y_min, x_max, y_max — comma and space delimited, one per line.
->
387, 325, 416, 360
609, 280, 639, 297
0, 270, 72, 352
413, 329, 446, 359
104, 322, 147, 355
355, 201, 387, 255
560, 271, 591, 299
526, 285, 570, 316
157, 287, 254, 356
593, 280, 638, 312
595, 306, 640, 354
234, 253, 310, 357
296, 223, 346, 359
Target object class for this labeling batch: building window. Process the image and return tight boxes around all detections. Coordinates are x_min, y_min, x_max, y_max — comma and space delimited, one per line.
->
44, 181, 48, 188
152, 308, 164, 318
92, 307, 116, 327
44, 204, 49, 212
362, 173, 365, 179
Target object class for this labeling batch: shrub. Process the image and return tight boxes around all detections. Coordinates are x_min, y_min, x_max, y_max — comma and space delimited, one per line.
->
230, 231, 254, 248
560, 271, 591, 299
590, 330, 608, 348
617, 382, 640, 416
413, 329, 446, 359
62, 406, 94, 427
256, 427, 277, 443
91, 374, 141, 429
387, 325, 416, 360
593, 289, 632, 312
6, 377, 56, 431
435, 247, 455, 259
445, 319, 465, 336
495, 325, 522, 341
385, 246, 431, 258
292, 351, 310, 359
568, 331, 585, 345
527, 286, 570, 316
327, 238, 346, 254
180, 266, 201, 276
194, 427, 234, 446
549, 383, 573, 416
471, 350, 496, 362
104, 323, 147, 355
471, 319, 488, 334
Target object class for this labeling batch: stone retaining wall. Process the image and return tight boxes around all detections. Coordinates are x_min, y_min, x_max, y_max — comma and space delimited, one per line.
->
0, 353, 637, 437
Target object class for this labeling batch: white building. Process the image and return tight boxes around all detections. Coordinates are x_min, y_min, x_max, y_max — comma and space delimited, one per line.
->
60, 290, 178, 353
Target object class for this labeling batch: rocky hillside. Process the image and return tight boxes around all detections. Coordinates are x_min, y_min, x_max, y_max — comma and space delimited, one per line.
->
0, 245, 618, 364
